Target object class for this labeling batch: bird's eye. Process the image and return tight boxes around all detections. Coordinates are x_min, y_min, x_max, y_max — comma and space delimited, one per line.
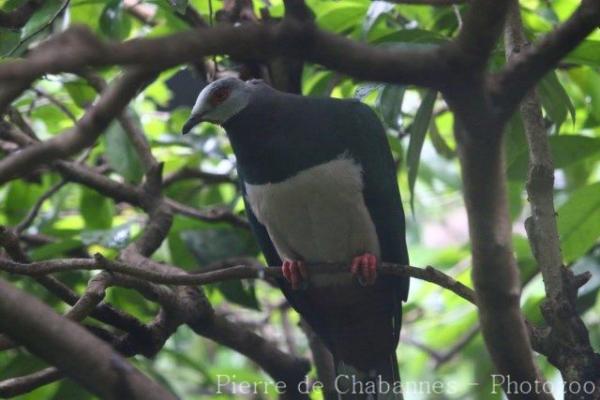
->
210, 87, 230, 105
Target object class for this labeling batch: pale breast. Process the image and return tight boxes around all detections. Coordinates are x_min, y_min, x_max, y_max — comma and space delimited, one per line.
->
245, 155, 380, 264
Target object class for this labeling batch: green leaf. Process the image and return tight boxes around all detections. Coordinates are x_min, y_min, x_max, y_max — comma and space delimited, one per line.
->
507, 181, 524, 222
218, 280, 260, 310
377, 84, 405, 129
428, 119, 455, 159
507, 135, 600, 181
538, 71, 575, 129
64, 79, 97, 108
20, 0, 65, 40
569, 68, 600, 122
572, 248, 600, 313
0, 29, 21, 57
370, 28, 446, 46
5, 180, 44, 226
181, 228, 260, 309
51, 380, 93, 400
522, 295, 545, 325
80, 223, 134, 249
362, 1, 394, 38
167, 232, 198, 269
181, 228, 258, 266
316, 2, 368, 33
169, 0, 189, 14
303, 70, 334, 97
406, 90, 436, 212
513, 234, 537, 282
0, 351, 47, 380
99, 0, 132, 40
557, 182, 600, 263
80, 187, 114, 230
565, 40, 600, 67
29, 238, 83, 261
103, 120, 144, 184
108, 286, 158, 321
504, 113, 527, 168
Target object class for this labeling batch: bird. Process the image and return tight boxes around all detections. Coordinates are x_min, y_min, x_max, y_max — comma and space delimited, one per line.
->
183, 77, 410, 399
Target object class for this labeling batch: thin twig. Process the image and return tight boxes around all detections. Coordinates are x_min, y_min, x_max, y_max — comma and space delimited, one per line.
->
15, 179, 68, 233
31, 87, 78, 123
0, 255, 477, 304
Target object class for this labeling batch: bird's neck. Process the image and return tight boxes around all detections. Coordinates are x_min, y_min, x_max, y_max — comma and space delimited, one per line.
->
223, 95, 345, 184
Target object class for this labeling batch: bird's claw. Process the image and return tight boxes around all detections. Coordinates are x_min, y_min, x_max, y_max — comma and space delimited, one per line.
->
282, 260, 307, 290
350, 253, 378, 286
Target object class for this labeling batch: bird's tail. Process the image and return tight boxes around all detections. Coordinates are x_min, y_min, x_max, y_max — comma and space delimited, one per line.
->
334, 353, 403, 400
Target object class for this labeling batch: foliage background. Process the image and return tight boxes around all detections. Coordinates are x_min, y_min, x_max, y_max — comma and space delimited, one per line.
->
0, 0, 599, 398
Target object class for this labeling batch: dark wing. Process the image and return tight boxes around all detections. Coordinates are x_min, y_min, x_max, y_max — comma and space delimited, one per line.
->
342, 100, 410, 300
338, 100, 410, 345
239, 177, 334, 347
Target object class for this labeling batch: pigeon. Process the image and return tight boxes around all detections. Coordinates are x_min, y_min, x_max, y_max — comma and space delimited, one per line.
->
183, 77, 409, 398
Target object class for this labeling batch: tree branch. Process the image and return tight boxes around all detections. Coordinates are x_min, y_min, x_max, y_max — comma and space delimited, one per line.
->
163, 167, 236, 187
14, 179, 67, 233
0, 278, 178, 400
0, 125, 247, 228
0, 226, 154, 345
300, 319, 337, 400
494, 0, 600, 113
454, 0, 511, 69
0, 67, 154, 185
504, 4, 600, 395
0, 368, 62, 398
0, 23, 448, 88
454, 126, 551, 399
0, 256, 477, 304
0, 272, 197, 397
80, 71, 159, 172
103, 259, 311, 399
190, 313, 311, 398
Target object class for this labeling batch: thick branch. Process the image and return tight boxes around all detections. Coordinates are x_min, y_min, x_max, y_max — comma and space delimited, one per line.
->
0, 278, 177, 400
494, 0, 600, 113
0, 274, 192, 397
0, 68, 154, 184
0, 23, 447, 88
454, 0, 511, 68
102, 260, 310, 398
0, 227, 153, 345
190, 313, 311, 397
454, 122, 550, 398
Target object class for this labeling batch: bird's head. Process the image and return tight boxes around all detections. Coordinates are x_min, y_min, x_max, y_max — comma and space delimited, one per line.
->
182, 77, 256, 134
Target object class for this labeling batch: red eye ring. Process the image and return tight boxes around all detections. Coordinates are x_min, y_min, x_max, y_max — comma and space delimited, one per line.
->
210, 87, 230, 105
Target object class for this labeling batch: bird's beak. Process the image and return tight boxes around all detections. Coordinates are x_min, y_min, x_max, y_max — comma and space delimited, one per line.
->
182, 113, 204, 135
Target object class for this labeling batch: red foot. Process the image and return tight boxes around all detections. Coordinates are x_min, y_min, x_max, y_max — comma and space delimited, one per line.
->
350, 253, 378, 286
282, 260, 307, 290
